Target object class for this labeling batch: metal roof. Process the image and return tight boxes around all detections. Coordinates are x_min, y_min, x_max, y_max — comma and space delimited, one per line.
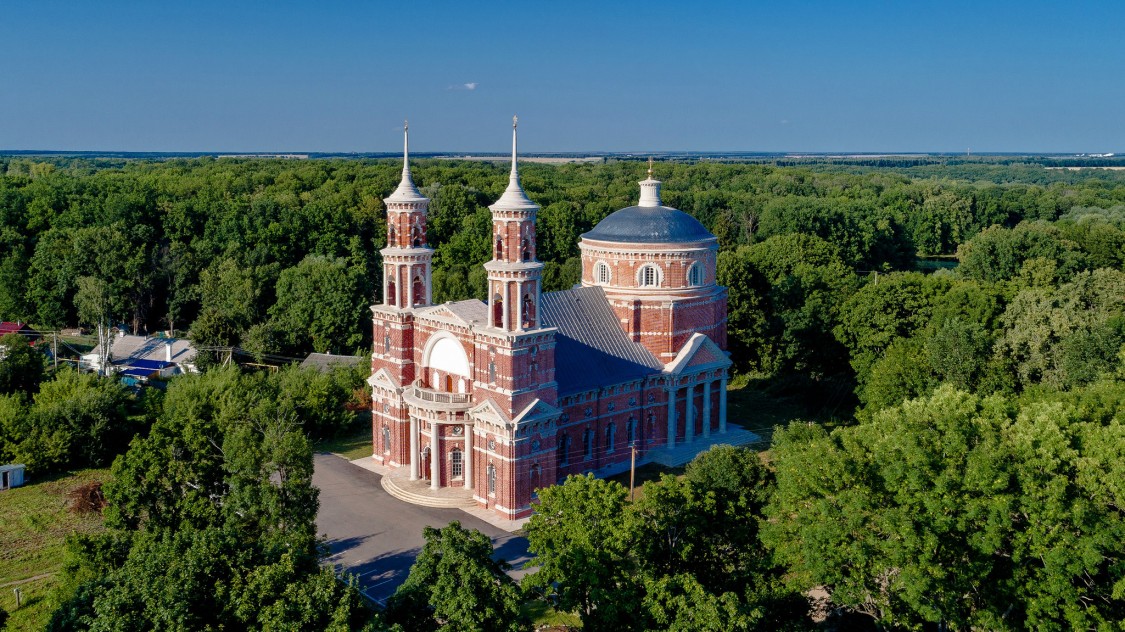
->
582, 205, 716, 244
300, 353, 365, 373
539, 286, 662, 395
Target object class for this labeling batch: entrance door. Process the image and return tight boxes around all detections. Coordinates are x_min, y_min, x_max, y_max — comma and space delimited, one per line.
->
421, 447, 431, 481
1, 471, 8, 489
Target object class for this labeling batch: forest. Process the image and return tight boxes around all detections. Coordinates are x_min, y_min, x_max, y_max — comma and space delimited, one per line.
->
1, 155, 1124, 630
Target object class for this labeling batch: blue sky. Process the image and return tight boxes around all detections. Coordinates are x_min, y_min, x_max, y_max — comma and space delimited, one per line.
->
2, 1, 1122, 153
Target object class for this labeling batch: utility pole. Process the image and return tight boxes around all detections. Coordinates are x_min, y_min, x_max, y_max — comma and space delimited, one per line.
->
629, 443, 637, 502
52, 332, 58, 370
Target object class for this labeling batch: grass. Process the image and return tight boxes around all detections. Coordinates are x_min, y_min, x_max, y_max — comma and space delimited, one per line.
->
0, 468, 110, 630
724, 374, 849, 448
522, 599, 582, 629
316, 425, 374, 461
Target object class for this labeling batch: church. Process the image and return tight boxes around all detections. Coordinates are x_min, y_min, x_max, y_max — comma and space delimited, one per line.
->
369, 119, 732, 519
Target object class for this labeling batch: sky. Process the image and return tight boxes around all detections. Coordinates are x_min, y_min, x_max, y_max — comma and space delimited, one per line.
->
2, 1, 1123, 153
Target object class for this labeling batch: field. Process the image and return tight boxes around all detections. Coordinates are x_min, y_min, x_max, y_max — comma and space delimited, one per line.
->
0, 469, 109, 630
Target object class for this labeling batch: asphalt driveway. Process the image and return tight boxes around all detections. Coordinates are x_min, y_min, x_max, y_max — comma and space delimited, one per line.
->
313, 453, 530, 604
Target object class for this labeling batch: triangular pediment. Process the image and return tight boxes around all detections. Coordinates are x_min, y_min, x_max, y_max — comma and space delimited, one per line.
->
664, 333, 731, 375
468, 398, 510, 425
513, 398, 562, 427
367, 367, 401, 391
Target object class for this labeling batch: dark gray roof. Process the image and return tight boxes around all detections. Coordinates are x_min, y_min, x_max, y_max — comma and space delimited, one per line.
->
300, 353, 365, 372
582, 205, 716, 244
444, 300, 489, 324
539, 286, 662, 395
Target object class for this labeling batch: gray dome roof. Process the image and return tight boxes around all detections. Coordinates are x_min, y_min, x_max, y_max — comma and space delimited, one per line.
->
582, 205, 715, 244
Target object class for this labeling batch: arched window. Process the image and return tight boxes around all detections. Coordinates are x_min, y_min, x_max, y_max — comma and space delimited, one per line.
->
627, 416, 636, 444
495, 237, 504, 260
606, 423, 616, 454
557, 433, 570, 466
522, 293, 535, 327
489, 359, 496, 384
687, 262, 703, 286
411, 223, 421, 248
412, 275, 425, 306
487, 463, 496, 496
638, 264, 662, 287
387, 279, 397, 306
388, 225, 396, 246
451, 449, 463, 479
492, 294, 504, 328
382, 425, 391, 454
595, 262, 611, 285
531, 463, 542, 494
383, 334, 390, 353
583, 428, 593, 460
521, 237, 531, 262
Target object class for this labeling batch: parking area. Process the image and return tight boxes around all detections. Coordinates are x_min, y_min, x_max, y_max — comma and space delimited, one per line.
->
313, 453, 530, 604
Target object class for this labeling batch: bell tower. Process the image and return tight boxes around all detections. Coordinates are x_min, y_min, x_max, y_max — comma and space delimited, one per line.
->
382, 120, 433, 309
484, 116, 543, 331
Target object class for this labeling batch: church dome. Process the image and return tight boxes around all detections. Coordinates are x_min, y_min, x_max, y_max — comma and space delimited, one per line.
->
582, 205, 715, 244
581, 162, 715, 245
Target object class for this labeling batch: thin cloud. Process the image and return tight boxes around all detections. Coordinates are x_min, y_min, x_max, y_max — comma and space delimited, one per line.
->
448, 82, 478, 91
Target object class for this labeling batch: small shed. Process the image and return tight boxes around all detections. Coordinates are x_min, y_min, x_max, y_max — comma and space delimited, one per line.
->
0, 463, 25, 490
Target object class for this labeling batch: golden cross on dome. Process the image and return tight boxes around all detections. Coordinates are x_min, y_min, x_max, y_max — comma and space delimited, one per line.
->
647, 157, 654, 178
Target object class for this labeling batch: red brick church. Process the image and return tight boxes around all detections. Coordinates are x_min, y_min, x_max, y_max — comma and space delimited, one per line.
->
369, 120, 732, 519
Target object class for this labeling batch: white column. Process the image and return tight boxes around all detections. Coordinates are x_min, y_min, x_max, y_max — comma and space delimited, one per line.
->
685, 383, 695, 443
515, 281, 524, 331
502, 282, 511, 331
666, 387, 677, 449
409, 264, 418, 305
409, 416, 419, 480
702, 380, 712, 439
719, 376, 728, 434
488, 282, 494, 327
430, 422, 440, 491
464, 424, 474, 490
534, 281, 541, 328
425, 263, 432, 304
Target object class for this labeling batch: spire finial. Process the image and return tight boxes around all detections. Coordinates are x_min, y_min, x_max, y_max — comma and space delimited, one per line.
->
647, 157, 654, 178
403, 119, 410, 170
510, 114, 519, 177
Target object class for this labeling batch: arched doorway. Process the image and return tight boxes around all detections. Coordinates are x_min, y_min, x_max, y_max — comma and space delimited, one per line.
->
421, 446, 431, 481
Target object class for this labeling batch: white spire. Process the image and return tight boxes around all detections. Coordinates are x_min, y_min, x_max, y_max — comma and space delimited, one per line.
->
492, 115, 538, 210
638, 157, 663, 207
387, 119, 425, 202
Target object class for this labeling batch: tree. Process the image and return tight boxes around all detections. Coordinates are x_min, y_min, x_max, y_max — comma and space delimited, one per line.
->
0, 332, 45, 395
0, 368, 132, 475
524, 474, 641, 630
267, 255, 367, 354
764, 383, 1125, 629
387, 521, 524, 632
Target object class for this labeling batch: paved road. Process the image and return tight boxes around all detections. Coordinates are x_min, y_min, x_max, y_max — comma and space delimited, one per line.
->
313, 453, 530, 604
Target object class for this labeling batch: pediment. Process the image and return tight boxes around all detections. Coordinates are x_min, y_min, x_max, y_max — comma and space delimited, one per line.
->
469, 398, 510, 425
664, 333, 731, 375
367, 367, 401, 392
512, 398, 562, 427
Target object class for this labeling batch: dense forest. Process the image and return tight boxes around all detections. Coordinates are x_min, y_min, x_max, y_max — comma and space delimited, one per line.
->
2, 156, 1124, 629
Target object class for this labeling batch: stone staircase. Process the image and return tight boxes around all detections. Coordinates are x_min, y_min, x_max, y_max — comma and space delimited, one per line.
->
380, 469, 477, 509
646, 426, 762, 468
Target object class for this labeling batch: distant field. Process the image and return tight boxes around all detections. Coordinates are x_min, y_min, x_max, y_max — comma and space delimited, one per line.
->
1045, 166, 1125, 170
0, 469, 109, 630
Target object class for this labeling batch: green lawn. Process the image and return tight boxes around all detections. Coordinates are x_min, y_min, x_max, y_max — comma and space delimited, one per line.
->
724, 376, 846, 448
316, 426, 374, 461
0, 468, 109, 630
522, 598, 581, 629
